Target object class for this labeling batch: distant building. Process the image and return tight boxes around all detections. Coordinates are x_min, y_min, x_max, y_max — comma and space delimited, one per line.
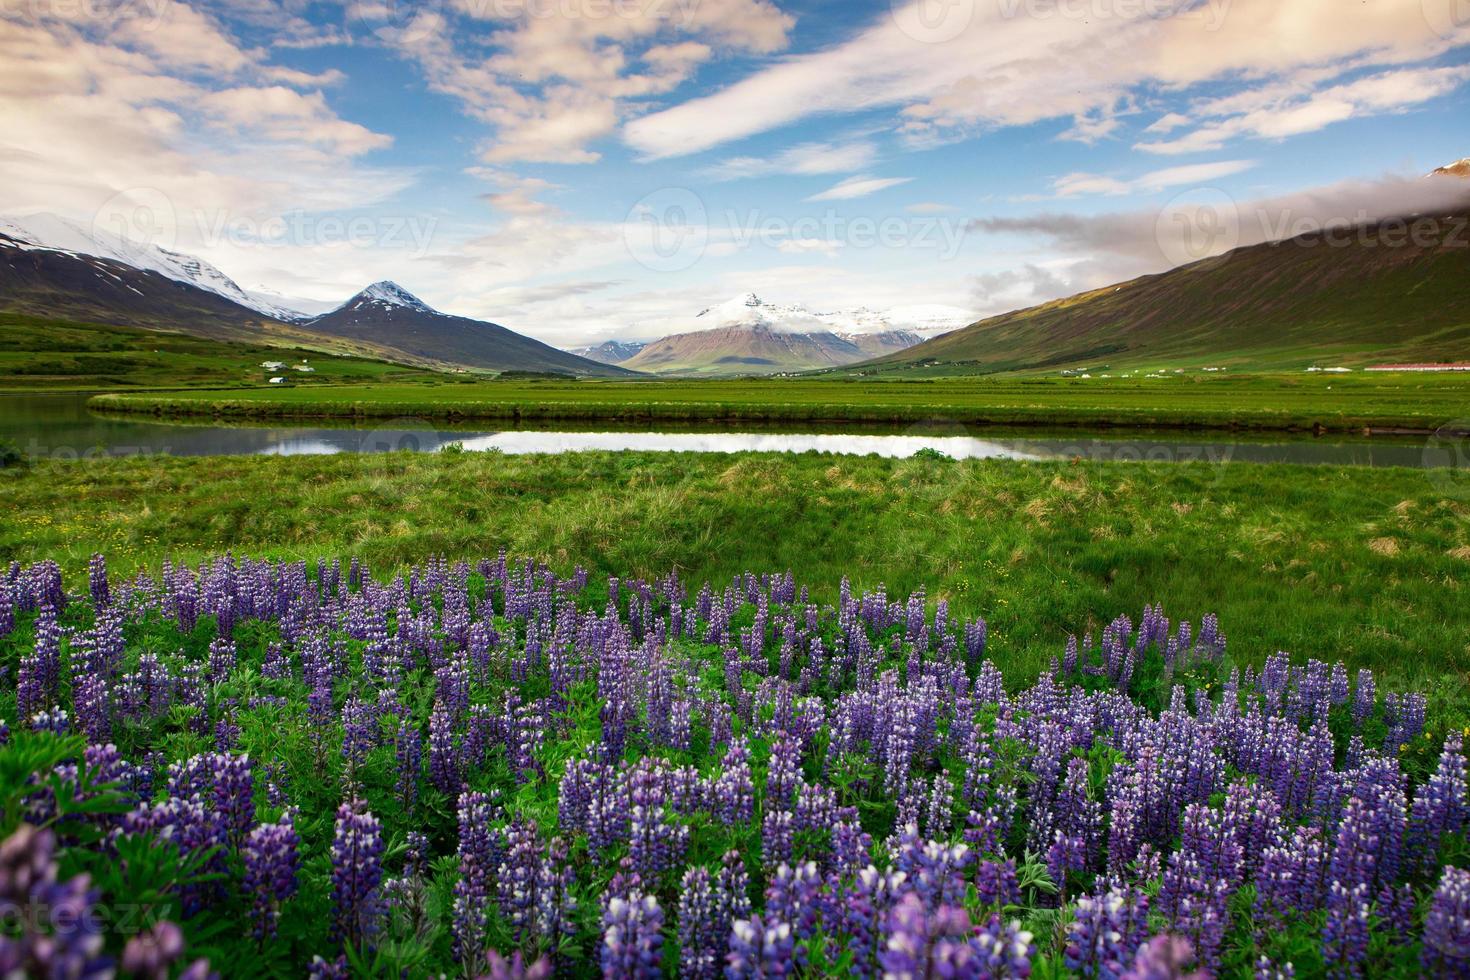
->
293, 364, 315, 372
269, 376, 286, 384
1364, 363, 1470, 372
261, 360, 284, 370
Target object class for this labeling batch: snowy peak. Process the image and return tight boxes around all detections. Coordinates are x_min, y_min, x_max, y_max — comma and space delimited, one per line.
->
686, 292, 971, 337
0, 212, 305, 321
347, 280, 435, 314
1431, 158, 1470, 179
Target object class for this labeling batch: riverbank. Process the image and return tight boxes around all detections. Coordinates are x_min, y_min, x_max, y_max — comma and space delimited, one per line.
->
4, 450, 1466, 703
87, 372, 1470, 434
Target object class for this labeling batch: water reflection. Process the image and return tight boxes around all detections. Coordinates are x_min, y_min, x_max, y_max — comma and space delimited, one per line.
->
0, 391, 1452, 468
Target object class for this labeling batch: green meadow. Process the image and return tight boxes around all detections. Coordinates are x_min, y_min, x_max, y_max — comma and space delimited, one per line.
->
88, 371, 1470, 433
4, 449, 1467, 719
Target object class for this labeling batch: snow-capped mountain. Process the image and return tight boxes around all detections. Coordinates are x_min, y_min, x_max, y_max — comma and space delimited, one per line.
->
302, 282, 632, 376
689, 292, 972, 339
612, 293, 969, 375
0, 213, 308, 321
567, 340, 647, 365
327, 280, 438, 319
1431, 158, 1470, 179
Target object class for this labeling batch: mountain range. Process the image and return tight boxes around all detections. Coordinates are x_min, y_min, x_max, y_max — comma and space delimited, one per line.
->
0, 216, 626, 376
582, 293, 970, 375
5, 172, 1469, 379
303, 281, 630, 376
567, 340, 648, 365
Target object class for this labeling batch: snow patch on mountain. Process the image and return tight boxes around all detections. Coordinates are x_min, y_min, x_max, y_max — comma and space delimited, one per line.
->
351, 281, 436, 314
0, 212, 308, 321
689, 292, 971, 338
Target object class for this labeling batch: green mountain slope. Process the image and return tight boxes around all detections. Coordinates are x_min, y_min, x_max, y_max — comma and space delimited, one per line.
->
863, 211, 1470, 374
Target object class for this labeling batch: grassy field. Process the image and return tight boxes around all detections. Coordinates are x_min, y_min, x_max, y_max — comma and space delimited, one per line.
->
0, 313, 454, 390
3, 449, 1467, 711
86, 370, 1470, 433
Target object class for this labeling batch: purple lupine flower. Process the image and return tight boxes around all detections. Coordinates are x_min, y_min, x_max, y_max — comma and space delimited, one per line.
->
879, 892, 1032, 979
711, 738, 755, 827
394, 717, 422, 812
211, 752, 254, 848
1065, 883, 1150, 980
242, 811, 299, 940
121, 921, 185, 980
1321, 880, 1370, 979
678, 866, 723, 980
766, 736, 802, 810
330, 801, 385, 949
497, 819, 540, 939
429, 699, 461, 796
1119, 935, 1206, 980
975, 858, 1020, 912
1255, 826, 1327, 926
891, 830, 972, 911
1351, 669, 1375, 729
726, 915, 795, 979
87, 553, 110, 608
1422, 866, 1470, 978
1046, 832, 1087, 894
1409, 733, 1468, 873
971, 912, 1035, 979
0, 825, 110, 979
535, 835, 577, 952
453, 791, 501, 971
481, 951, 552, 980
764, 862, 823, 941
762, 808, 795, 868
601, 890, 663, 980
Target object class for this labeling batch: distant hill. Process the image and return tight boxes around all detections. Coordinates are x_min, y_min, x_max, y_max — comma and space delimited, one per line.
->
304, 282, 634, 377
617, 293, 953, 375
568, 340, 647, 365
861, 209, 1470, 375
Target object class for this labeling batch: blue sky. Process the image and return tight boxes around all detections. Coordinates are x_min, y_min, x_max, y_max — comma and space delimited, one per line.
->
2, 0, 1469, 344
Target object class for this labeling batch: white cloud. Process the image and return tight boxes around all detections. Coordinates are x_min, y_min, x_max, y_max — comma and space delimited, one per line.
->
965, 170, 1470, 305
704, 141, 879, 181
624, 0, 1466, 159
806, 175, 913, 201
384, 0, 794, 165
1138, 65, 1470, 154
1052, 160, 1258, 198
